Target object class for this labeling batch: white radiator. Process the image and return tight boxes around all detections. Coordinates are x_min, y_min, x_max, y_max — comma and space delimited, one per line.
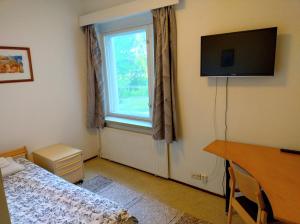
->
100, 128, 169, 178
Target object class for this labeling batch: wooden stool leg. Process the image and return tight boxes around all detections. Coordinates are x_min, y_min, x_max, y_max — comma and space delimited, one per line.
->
227, 204, 233, 224
227, 166, 235, 224
260, 210, 268, 224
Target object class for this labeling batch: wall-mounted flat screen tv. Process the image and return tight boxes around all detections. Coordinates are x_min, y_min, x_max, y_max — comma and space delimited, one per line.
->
201, 27, 277, 77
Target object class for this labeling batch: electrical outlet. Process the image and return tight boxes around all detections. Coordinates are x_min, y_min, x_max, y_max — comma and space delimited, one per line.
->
202, 174, 208, 184
192, 173, 209, 184
191, 174, 202, 180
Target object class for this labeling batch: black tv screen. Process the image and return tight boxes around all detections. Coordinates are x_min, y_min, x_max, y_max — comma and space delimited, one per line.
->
201, 27, 277, 77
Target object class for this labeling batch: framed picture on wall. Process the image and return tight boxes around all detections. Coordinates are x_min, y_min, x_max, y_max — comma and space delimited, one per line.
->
0, 46, 34, 84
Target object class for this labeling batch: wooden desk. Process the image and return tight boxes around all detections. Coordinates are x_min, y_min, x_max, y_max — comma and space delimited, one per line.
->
203, 140, 300, 224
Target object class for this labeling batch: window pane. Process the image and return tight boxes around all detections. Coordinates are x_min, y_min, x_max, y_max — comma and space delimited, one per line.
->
106, 29, 150, 118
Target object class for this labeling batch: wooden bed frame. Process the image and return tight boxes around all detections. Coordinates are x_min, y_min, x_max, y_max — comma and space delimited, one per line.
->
0, 146, 28, 159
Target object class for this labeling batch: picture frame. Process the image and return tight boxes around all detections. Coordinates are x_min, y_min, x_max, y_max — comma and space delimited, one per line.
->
0, 46, 34, 84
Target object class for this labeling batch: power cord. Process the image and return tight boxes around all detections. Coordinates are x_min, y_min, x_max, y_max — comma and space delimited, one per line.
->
213, 77, 218, 139
209, 77, 229, 196
207, 78, 220, 178
222, 77, 229, 196
225, 77, 229, 141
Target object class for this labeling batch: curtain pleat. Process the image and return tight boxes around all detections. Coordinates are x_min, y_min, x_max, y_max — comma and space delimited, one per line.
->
152, 6, 178, 143
84, 25, 105, 129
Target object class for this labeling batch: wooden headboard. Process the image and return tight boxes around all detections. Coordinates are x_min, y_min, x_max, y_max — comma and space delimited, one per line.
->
0, 146, 28, 159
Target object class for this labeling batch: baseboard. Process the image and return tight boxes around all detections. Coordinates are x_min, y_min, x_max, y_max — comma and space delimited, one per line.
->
83, 155, 98, 163
169, 178, 224, 199
85, 156, 224, 199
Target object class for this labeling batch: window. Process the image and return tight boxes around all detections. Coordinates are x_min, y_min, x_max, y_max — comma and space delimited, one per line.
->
103, 25, 154, 122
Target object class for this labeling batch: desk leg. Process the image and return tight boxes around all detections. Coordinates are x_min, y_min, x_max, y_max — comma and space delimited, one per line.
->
225, 160, 230, 213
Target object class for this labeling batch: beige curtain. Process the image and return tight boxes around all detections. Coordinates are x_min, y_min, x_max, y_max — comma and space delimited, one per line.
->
84, 25, 105, 129
152, 6, 177, 144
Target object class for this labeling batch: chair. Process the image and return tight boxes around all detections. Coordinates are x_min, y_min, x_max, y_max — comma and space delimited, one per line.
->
227, 161, 268, 224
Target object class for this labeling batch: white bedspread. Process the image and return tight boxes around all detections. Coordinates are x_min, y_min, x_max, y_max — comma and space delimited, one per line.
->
3, 158, 136, 224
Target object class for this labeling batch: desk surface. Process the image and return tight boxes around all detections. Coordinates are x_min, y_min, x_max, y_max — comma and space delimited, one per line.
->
204, 140, 300, 224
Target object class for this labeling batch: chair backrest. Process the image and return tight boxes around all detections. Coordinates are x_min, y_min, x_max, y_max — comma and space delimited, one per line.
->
235, 169, 261, 204
229, 161, 265, 210
228, 161, 267, 224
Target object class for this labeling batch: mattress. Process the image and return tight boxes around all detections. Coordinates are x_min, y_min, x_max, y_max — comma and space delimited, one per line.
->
3, 158, 138, 224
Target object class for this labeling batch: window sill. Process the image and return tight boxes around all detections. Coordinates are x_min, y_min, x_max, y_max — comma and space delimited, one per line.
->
105, 116, 152, 135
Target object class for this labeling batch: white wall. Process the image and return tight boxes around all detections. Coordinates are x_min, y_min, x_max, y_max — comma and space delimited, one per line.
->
101, 128, 169, 178
0, 0, 98, 159
171, 0, 300, 195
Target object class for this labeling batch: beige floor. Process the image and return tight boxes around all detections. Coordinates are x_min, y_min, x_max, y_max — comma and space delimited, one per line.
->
84, 157, 243, 224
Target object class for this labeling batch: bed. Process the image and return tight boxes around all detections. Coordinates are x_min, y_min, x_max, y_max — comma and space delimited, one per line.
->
1, 147, 138, 224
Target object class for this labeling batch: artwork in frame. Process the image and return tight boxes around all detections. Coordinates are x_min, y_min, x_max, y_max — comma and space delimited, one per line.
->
0, 46, 34, 84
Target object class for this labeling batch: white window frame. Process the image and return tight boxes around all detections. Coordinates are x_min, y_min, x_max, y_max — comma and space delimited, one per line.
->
102, 24, 154, 123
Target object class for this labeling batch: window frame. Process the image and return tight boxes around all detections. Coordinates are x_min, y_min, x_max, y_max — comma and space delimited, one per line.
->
102, 24, 154, 123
